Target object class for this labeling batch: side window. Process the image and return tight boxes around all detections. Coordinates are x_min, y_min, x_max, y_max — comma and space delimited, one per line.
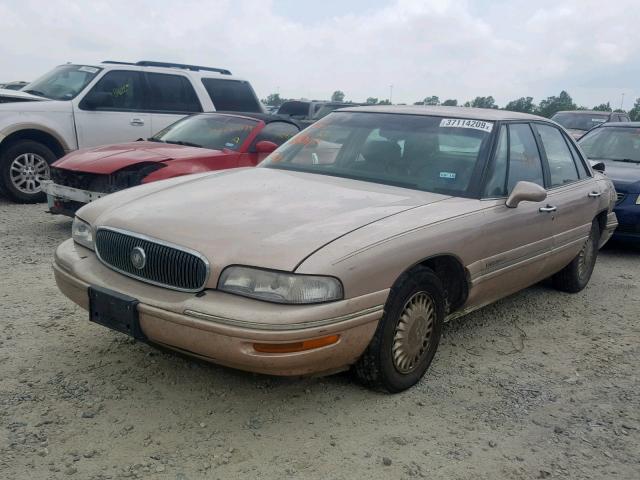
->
80, 70, 144, 111
566, 138, 590, 178
536, 124, 579, 187
201, 78, 261, 112
254, 122, 300, 147
483, 125, 508, 197
507, 123, 544, 192
145, 73, 201, 112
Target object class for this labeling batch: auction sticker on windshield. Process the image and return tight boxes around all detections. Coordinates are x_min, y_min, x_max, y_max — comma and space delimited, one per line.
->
440, 118, 494, 133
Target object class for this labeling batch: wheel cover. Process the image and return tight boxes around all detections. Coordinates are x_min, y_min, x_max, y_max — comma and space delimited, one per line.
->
392, 291, 435, 374
577, 234, 595, 280
9, 153, 50, 194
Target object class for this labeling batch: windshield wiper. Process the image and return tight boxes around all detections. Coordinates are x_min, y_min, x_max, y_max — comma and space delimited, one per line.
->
163, 140, 203, 148
146, 137, 164, 143
611, 158, 640, 164
23, 89, 47, 97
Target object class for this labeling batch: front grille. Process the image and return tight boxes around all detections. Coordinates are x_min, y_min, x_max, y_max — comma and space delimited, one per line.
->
616, 223, 640, 234
616, 192, 626, 204
95, 228, 209, 292
51, 163, 165, 193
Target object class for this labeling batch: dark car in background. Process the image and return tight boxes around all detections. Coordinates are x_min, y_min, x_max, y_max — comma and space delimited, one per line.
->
578, 122, 640, 243
0, 81, 29, 91
276, 100, 356, 127
552, 110, 631, 140
42, 112, 300, 216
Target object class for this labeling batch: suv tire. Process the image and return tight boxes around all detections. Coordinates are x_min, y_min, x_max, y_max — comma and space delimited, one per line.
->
0, 140, 56, 203
552, 221, 600, 293
353, 266, 444, 393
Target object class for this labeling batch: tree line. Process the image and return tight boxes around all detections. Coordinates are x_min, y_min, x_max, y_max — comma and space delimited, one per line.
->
262, 90, 640, 121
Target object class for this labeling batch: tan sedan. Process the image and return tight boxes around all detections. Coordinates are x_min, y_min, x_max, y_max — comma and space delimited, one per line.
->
53, 106, 618, 392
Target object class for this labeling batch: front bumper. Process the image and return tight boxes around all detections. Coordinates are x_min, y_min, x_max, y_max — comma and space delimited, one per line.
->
612, 193, 640, 243
53, 239, 386, 376
42, 180, 107, 217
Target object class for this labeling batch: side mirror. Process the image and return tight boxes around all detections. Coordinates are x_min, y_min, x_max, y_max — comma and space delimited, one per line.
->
81, 91, 111, 110
505, 181, 547, 208
255, 140, 278, 154
589, 160, 605, 173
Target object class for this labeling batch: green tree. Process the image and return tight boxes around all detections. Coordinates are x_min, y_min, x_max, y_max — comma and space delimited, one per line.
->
331, 90, 345, 102
378, 99, 392, 105
629, 98, 640, 121
470, 96, 497, 109
262, 93, 284, 107
504, 96, 535, 114
536, 90, 576, 118
441, 99, 458, 106
423, 95, 440, 106
365, 97, 379, 104
592, 102, 612, 112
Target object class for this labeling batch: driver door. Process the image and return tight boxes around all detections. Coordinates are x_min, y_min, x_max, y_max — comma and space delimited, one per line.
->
73, 70, 151, 148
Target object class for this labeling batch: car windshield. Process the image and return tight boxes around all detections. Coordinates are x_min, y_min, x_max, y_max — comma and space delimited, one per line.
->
152, 114, 258, 151
578, 127, 640, 162
23, 65, 102, 100
260, 112, 494, 196
552, 112, 609, 131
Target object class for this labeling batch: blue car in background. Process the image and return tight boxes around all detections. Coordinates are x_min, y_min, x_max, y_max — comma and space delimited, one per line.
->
579, 122, 640, 244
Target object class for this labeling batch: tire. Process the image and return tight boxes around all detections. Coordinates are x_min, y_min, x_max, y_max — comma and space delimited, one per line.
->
354, 266, 445, 393
552, 221, 600, 293
0, 140, 56, 203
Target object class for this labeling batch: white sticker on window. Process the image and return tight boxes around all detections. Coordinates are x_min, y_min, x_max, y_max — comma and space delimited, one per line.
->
591, 118, 606, 123
78, 66, 99, 74
439, 118, 494, 133
440, 171, 456, 179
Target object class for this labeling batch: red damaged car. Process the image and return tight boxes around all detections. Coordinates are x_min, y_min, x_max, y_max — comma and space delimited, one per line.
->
42, 112, 300, 216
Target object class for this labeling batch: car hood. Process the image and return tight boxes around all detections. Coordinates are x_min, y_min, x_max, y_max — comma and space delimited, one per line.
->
0, 88, 45, 102
85, 168, 449, 274
53, 141, 227, 174
598, 159, 640, 193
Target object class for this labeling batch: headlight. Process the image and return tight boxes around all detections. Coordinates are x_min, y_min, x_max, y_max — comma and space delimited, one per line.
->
218, 266, 343, 304
72, 217, 94, 250
636, 194, 640, 205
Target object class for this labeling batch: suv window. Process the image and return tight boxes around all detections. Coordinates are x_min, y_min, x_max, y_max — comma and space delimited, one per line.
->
536, 124, 579, 187
507, 123, 544, 192
201, 78, 261, 112
145, 73, 201, 112
483, 125, 508, 197
253, 122, 299, 147
80, 70, 144, 111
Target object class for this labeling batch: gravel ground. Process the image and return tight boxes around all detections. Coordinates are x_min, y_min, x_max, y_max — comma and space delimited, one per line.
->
1, 197, 639, 480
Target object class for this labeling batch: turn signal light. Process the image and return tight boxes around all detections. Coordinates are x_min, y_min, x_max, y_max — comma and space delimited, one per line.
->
253, 335, 340, 353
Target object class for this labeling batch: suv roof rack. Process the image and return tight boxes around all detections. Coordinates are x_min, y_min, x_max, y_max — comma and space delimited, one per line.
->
101, 60, 232, 75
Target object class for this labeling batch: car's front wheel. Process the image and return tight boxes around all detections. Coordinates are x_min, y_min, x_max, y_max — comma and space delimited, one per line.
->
552, 220, 600, 293
354, 266, 444, 393
0, 140, 56, 203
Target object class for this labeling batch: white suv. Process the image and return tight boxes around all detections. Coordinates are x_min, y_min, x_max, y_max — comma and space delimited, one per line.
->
0, 60, 263, 202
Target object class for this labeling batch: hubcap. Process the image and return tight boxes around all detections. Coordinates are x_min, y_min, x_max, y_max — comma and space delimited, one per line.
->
9, 153, 50, 194
392, 291, 435, 374
577, 234, 595, 280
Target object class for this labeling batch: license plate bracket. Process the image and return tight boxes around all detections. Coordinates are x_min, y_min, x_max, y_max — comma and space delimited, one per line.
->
88, 285, 146, 340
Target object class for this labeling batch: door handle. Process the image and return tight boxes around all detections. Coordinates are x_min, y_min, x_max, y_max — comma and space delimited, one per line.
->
588, 191, 601, 198
539, 205, 557, 213
130, 118, 145, 126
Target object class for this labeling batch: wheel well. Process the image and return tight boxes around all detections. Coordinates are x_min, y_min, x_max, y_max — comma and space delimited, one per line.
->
595, 210, 607, 234
0, 129, 66, 158
417, 255, 469, 315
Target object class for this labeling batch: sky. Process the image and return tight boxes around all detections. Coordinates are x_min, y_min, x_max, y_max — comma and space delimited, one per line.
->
0, 0, 638, 109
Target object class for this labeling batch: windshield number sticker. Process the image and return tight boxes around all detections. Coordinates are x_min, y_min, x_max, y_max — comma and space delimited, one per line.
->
440, 118, 494, 133
439, 172, 456, 179
78, 66, 99, 74
591, 118, 606, 123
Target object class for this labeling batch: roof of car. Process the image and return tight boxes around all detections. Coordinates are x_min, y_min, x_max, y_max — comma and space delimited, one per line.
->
554, 110, 613, 116
337, 105, 550, 122
206, 111, 301, 127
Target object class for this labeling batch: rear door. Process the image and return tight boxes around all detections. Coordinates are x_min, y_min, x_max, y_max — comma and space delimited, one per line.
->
533, 123, 600, 272
145, 72, 202, 134
74, 70, 151, 148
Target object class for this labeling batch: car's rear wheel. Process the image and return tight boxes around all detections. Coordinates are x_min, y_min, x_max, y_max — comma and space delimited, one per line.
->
353, 266, 444, 393
0, 140, 55, 203
552, 221, 600, 293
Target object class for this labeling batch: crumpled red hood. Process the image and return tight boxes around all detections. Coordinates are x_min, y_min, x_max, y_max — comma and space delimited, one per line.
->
52, 141, 227, 174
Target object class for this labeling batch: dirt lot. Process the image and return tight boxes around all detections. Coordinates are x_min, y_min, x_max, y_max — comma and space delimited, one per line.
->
0, 197, 639, 480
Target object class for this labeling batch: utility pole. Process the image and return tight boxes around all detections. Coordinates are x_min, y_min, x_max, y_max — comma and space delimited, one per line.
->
389, 84, 393, 104
620, 93, 625, 110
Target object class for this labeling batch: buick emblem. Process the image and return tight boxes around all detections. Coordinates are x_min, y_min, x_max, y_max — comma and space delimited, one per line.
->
130, 246, 146, 270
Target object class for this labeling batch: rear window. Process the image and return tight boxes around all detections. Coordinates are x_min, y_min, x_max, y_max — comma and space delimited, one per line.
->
201, 78, 261, 112
146, 73, 202, 112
